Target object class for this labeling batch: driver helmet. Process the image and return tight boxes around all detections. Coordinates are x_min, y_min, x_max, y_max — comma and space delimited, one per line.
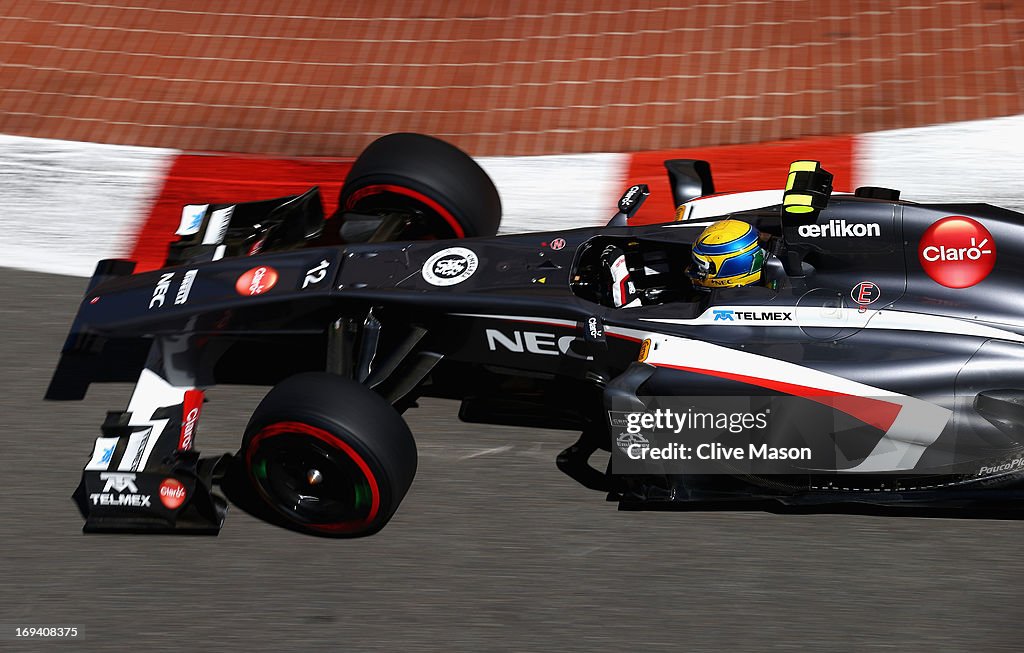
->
687, 219, 765, 289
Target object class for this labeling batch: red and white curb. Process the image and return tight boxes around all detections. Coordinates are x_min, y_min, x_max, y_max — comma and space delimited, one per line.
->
1, 113, 1022, 277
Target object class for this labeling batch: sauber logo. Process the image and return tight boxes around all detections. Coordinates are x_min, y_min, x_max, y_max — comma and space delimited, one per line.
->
159, 478, 187, 510
918, 216, 995, 288
235, 266, 279, 296
422, 247, 479, 286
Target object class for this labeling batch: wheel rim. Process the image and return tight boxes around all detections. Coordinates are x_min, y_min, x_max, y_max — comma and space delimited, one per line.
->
247, 421, 381, 533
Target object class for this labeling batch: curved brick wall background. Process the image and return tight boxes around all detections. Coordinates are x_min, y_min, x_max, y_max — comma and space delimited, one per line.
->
2, 0, 1022, 156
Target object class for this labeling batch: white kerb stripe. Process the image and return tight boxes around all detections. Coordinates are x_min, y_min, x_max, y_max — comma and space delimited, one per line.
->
0, 134, 177, 277
856, 113, 1024, 213
477, 152, 629, 234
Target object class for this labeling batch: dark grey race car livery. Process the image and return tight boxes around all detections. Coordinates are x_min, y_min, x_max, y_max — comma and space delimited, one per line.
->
47, 133, 1024, 536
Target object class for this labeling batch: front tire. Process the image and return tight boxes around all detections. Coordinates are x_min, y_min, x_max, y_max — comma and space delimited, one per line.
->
323, 132, 502, 243
241, 373, 417, 537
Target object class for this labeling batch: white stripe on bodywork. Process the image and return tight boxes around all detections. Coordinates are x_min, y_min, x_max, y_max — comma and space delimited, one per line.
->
118, 428, 155, 472
674, 189, 784, 221
467, 315, 953, 471
641, 334, 952, 472
644, 306, 1024, 345
118, 368, 189, 471
644, 334, 902, 398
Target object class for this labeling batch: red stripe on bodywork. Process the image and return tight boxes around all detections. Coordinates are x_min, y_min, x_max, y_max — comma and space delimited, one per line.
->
623, 135, 855, 225
652, 362, 902, 432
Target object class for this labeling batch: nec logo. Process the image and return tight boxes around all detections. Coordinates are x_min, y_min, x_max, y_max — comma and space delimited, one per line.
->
149, 272, 175, 309
101, 472, 138, 493
485, 329, 591, 359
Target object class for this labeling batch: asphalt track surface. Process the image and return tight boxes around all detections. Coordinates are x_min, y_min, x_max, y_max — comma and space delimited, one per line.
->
3, 266, 1023, 652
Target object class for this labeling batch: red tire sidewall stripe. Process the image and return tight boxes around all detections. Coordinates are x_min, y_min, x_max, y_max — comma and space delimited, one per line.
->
345, 183, 466, 238
247, 420, 382, 531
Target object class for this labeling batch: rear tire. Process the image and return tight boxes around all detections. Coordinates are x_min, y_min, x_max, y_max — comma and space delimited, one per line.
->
241, 373, 417, 537
324, 133, 502, 242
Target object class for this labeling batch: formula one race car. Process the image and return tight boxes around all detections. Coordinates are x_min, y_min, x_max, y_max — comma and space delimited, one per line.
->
48, 133, 1024, 536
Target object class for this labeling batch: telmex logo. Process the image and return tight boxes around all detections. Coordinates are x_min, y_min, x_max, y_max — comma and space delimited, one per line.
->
101, 472, 138, 493
797, 220, 881, 238
93, 472, 150, 508
713, 309, 793, 322
918, 216, 995, 288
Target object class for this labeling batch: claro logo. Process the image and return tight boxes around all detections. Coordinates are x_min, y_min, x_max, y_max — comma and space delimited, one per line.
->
918, 216, 996, 288
235, 266, 279, 296
179, 408, 199, 451
159, 478, 187, 510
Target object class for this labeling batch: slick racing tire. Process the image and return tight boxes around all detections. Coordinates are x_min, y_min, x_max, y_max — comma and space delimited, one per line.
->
241, 372, 417, 537
324, 132, 502, 243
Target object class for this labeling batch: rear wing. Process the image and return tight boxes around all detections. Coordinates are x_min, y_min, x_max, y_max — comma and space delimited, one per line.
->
664, 159, 715, 207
